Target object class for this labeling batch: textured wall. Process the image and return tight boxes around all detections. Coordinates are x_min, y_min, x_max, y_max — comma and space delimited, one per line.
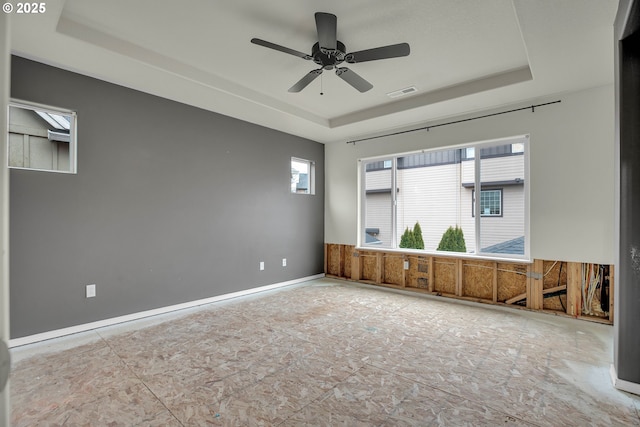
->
9, 56, 324, 339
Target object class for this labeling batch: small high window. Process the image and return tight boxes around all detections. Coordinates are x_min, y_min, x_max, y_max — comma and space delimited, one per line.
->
8, 100, 77, 173
291, 157, 315, 194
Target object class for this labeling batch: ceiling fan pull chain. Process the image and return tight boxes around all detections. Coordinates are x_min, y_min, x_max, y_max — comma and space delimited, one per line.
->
320, 73, 324, 96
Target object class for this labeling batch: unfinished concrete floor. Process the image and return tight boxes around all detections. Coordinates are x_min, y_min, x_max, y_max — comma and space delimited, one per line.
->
9, 278, 640, 426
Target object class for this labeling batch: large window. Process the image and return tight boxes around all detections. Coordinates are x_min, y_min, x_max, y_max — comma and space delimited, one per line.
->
8, 100, 77, 173
360, 136, 528, 258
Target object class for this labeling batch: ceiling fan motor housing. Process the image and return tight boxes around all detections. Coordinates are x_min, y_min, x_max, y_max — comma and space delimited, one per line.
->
312, 41, 346, 70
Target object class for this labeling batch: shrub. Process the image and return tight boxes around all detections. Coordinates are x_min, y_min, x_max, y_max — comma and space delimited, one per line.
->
399, 222, 424, 249
399, 227, 416, 248
413, 222, 425, 249
437, 226, 467, 252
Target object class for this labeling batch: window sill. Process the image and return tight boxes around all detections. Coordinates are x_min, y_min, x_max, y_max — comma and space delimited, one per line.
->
355, 245, 531, 264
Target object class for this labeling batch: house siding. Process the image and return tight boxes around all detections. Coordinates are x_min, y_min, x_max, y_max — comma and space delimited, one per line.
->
363, 149, 525, 254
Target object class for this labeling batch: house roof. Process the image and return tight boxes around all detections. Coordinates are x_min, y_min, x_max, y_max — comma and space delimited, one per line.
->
482, 236, 525, 255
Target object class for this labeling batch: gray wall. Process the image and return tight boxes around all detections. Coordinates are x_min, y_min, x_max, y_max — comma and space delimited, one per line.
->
615, 0, 640, 387
9, 56, 324, 339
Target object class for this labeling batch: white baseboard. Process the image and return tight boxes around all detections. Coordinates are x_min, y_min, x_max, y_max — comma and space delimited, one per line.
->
610, 364, 640, 396
9, 274, 325, 348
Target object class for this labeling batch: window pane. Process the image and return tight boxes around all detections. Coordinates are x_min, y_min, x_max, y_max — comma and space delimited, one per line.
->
291, 157, 314, 194
358, 135, 528, 259
396, 149, 473, 253
479, 142, 525, 256
363, 159, 393, 248
8, 102, 76, 173
480, 190, 502, 216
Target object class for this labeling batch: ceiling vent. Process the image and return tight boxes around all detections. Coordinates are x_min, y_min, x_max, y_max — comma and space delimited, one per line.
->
387, 86, 417, 98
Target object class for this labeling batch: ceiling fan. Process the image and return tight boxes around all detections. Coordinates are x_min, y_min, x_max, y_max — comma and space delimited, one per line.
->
251, 12, 410, 93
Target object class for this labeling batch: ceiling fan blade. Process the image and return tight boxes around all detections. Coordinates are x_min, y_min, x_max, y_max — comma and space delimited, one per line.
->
346, 42, 410, 63
251, 38, 312, 60
335, 67, 373, 93
289, 69, 323, 93
315, 12, 337, 53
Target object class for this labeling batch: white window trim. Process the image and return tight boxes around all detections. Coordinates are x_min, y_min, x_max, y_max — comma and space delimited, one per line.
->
357, 135, 530, 261
291, 157, 315, 195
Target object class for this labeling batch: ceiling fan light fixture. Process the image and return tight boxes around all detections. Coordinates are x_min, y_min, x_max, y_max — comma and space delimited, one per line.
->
387, 86, 418, 98
251, 12, 410, 93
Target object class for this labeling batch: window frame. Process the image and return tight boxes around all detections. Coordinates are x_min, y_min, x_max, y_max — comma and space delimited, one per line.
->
358, 135, 529, 261
290, 156, 315, 195
7, 99, 78, 174
472, 188, 503, 217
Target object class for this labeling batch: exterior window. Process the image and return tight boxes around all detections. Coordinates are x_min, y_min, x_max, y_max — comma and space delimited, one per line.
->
8, 100, 77, 173
512, 142, 525, 153
360, 136, 528, 258
473, 189, 503, 216
465, 147, 475, 159
481, 190, 502, 216
291, 157, 315, 194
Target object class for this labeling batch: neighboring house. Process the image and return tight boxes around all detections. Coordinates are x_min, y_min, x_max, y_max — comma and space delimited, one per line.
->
8, 104, 71, 172
363, 141, 525, 255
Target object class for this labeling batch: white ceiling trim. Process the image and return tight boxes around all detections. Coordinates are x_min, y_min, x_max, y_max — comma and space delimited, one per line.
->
55, 5, 532, 130
56, 11, 329, 127
8, 0, 617, 144
330, 65, 533, 128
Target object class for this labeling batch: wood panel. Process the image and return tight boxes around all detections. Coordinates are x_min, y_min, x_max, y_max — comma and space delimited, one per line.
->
351, 251, 361, 281
360, 252, 378, 282
326, 244, 342, 277
527, 259, 544, 310
462, 260, 494, 301
542, 261, 567, 312
433, 258, 456, 295
406, 255, 429, 289
343, 245, 354, 279
496, 263, 528, 303
566, 262, 582, 317
384, 254, 405, 286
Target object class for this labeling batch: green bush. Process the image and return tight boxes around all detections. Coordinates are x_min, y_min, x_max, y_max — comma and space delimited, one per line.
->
413, 222, 425, 249
399, 227, 416, 248
399, 222, 424, 249
437, 226, 467, 252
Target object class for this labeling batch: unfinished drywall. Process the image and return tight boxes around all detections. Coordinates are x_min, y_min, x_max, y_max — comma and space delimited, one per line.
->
9, 57, 324, 339
325, 85, 614, 264
326, 244, 612, 325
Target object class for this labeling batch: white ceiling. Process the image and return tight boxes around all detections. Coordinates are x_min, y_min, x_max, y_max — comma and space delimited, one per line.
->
9, 0, 617, 143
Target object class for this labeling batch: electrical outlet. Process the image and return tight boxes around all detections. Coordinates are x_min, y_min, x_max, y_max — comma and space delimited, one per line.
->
282, 258, 287, 267
404, 260, 409, 270
259, 261, 265, 271
86, 284, 96, 298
